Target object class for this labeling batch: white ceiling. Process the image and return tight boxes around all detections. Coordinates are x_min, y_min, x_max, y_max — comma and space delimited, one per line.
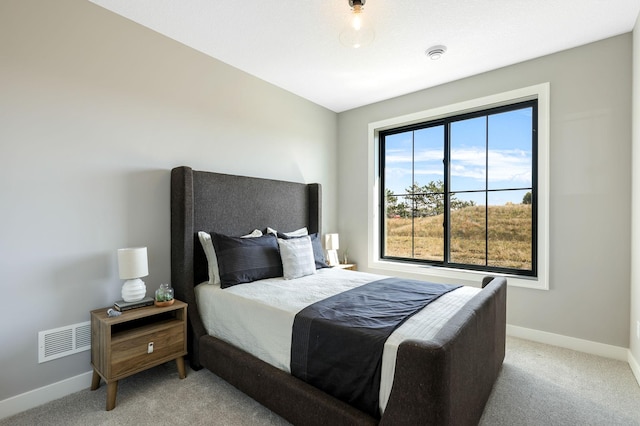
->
88, 0, 640, 113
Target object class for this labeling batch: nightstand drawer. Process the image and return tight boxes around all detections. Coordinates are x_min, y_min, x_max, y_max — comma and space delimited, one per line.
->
110, 321, 184, 378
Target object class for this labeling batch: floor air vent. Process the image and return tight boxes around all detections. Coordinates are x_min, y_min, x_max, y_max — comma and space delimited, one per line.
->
38, 321, 91, 363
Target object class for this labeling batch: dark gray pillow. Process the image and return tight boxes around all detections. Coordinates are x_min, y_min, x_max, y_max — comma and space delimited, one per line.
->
212, 233, 283, 288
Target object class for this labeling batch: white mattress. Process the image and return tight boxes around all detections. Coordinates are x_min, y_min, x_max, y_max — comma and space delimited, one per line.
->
195, 267, 480, 413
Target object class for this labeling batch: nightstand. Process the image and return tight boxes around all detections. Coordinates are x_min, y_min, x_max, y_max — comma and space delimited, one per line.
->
90, 300, 187, 411
335, 263, 357, 271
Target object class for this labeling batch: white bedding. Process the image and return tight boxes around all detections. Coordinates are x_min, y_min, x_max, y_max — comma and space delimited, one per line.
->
195, 267, 480, 413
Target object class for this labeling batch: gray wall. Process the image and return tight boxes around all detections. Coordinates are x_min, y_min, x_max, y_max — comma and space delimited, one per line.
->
1, 0, 637, 406
0, 0, 338, 401
338, 35, 632, 348
631, 16, 640, 365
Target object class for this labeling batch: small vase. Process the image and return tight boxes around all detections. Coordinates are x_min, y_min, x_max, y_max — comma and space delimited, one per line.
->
155, 283, 174, 307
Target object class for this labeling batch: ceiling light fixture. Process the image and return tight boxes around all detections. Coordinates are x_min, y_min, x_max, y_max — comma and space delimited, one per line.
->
426, 45, 447, 60
339, 0, 375, 49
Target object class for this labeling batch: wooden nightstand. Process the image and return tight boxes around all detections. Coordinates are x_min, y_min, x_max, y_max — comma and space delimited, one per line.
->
90, 300, 187, 411
335, 263, 357, 271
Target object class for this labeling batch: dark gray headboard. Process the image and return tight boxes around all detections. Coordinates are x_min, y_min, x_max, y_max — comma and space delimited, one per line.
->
170, 166, 322, 366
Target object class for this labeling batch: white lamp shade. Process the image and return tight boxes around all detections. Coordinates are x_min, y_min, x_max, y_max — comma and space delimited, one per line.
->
117, 247, 149, 279
324, 233, 340, 250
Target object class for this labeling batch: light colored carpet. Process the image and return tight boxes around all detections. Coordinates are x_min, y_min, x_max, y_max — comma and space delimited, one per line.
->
2, 337, 639, 425
480, 338, 640, 426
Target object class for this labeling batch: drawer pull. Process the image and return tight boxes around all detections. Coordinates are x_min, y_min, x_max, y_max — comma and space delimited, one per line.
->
148, 342, 154, 353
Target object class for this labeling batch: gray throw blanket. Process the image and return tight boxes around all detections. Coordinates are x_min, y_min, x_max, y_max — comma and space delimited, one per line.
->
290, 277, 461, 417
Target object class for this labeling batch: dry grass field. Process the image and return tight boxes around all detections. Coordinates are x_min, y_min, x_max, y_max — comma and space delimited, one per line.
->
384, 204, 532, 270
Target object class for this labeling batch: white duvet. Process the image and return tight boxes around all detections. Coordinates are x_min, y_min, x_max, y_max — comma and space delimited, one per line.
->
195, 267, 480, 413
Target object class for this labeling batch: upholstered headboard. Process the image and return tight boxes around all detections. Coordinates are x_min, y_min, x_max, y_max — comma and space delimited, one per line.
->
170, 166, 322, 367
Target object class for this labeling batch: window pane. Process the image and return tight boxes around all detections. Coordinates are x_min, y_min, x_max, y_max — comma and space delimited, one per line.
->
384, 131, 413, 195
414, 125, 444, 188
449, 193, 486, 266
413, 213, 444, 261
487, 190, 533, 270
380, 98, 537, 277
488, 108, 533, 190
450, 116, 486, 192
409, 182, 444, 218
384, 195, 413, 258
411, 189, 444, 261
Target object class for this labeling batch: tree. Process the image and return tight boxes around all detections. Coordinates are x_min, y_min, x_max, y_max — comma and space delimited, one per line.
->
522, 191, 532, 205
386, 180, 475, 218
385, 188, 410, 218
406, 181, 445, 217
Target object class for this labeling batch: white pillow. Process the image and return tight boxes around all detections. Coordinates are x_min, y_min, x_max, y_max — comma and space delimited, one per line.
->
277, 236, 316, 280
198, 229, 263, 285
241, 229, 263, 238
267, 226, 308, 237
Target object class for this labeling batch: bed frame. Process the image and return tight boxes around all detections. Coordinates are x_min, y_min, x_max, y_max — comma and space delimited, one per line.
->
170, 166, 507, 426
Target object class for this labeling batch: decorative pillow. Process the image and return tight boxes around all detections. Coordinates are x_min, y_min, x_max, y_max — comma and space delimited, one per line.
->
241, 229, 264, 238
198, 231, 219, 285
266, 226, 308, 237
277, 232, 329, 269
309, 233, 330, 269
212, 233, 283, 288
277, 236, 316, 280
198, 229, 263, 285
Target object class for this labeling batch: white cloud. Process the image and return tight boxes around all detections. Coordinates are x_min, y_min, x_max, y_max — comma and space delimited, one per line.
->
386, 146, 531, 187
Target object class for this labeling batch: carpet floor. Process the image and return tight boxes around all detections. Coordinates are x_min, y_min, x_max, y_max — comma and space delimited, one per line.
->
2, 337, 639, 425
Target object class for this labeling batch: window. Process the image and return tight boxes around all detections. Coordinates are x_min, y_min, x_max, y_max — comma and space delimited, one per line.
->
368, 84, 549, 290
380, 101, 537, 276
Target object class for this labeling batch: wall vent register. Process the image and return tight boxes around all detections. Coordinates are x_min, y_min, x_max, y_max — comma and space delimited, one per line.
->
38, 321, 91, 363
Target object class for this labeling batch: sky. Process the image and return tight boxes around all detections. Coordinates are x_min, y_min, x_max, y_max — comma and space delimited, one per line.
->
384, 106, 533, 206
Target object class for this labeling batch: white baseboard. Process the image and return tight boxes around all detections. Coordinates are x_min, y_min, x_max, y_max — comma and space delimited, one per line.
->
506, 324, 629, 361
0, 370, 93, 420
3, 328, 638, 420
507, 325, 640, 388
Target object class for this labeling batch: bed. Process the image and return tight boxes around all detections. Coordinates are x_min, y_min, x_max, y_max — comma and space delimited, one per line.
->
170, 166, 507, 426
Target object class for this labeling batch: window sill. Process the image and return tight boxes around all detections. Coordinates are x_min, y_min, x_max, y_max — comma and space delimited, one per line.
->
368, 259, 548, 290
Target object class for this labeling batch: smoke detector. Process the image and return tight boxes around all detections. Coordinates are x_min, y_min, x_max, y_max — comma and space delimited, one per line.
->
425, 45, 447, 60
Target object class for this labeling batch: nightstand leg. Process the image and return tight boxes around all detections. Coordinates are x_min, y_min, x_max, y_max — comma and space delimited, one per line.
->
91, 370, 101, 390
106, 381, 118, 411
176, 356, 186, 379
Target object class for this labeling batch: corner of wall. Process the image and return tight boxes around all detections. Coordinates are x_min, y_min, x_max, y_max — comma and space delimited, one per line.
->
629, 349, 640, 387
631, 10, 640, 370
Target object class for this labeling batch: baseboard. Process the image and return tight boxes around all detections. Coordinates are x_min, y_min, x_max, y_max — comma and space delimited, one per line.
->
629, 350, 640, 387
0, 370, 93, 420
2, 328, 637, 420
506, 324, 629, 361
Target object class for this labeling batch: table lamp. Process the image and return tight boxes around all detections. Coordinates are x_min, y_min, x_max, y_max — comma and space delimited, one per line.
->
324, 233, 340, 267
117, 247, 148, 302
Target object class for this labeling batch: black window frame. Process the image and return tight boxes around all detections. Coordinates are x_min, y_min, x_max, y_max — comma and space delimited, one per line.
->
379, 99, 538, 277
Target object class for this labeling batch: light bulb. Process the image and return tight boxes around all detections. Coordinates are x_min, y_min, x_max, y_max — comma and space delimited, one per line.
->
352, 5, 362, 30
339, 1, 374, 48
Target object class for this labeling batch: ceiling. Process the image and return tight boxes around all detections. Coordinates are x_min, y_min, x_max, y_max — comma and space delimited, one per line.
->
88, 0, 640, 113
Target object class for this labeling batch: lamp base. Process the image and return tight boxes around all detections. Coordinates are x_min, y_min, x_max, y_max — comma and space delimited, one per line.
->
121, 278, 146, 302
326, 250, 339, 267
